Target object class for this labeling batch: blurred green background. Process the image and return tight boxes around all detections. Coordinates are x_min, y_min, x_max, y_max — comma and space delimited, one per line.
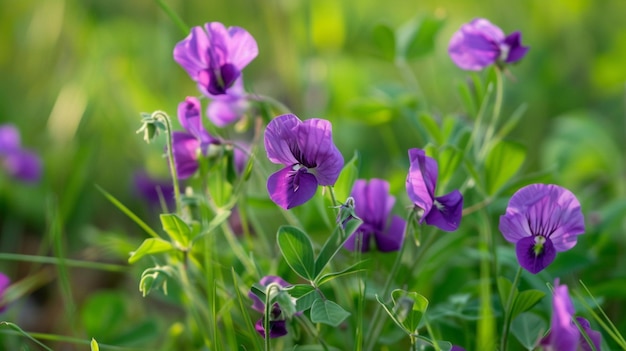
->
1, 0, 625, 348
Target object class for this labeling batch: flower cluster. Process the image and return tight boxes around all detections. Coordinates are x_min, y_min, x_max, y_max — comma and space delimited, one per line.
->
248, 276, 293, 338
0, 124, 42, 183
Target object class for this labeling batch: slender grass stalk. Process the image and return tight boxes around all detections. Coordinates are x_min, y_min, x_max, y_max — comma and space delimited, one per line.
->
0, 253, 127, 272
152, 111, 183, 216
500, 266, 523, 351
576, 280, 626, 348
476, 209, 496, 350
364, 209, 417, 351
480, 66, 504, 157
155, 0, 189, 35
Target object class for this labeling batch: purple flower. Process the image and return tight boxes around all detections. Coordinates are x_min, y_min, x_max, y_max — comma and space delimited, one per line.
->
405, 148, 463, 231
344, 179, 406, 252
0, 272, 10, 313
264, 114, 344, 209
171, 97, 219, 179
450, 347, 466, 351
448, 18, 529, 71
133, 171, 175, 210
248, 276, 292, 338
499, 184, 585, 274
540, 280, 601, 351
174, 22, 258, 96
0, 124, 42, 183
207, 79, 250, 127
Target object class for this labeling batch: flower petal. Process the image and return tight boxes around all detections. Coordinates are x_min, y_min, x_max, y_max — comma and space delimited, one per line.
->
423, 190, 464, 231
173, 26, 209, 79
296, 118, 343, 185
541, 281, 579, 351
344, 228, 374, 252
406, 148, 438, 218
576, 317, 602, 351
264, 114, 301, 166
503, 31, 529, 63
0, 124, 21, 153
375, 215, 406, 252
171, 132, 200, 179
448, 18, 504, 70
0, 273, 10, 313
207, 95, 248, 127
255, 318, 288, 338
227, 26, 259, 70
351, 179, 394, 230
267, 166, 318, 209
3, 149, 42, 183
515, 235, 556, 274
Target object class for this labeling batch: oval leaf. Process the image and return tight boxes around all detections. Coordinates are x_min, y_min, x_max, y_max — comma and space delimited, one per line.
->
277, 226, 316, 281
128, 238, 174, 264
160, 214, 191, 248
310, 299, 350, 327
485, 140, 526, 195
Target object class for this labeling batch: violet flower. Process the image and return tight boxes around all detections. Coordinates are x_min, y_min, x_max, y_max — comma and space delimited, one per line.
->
207, 78, 250, 127
0, 272, 10, 313
344, 179, 406, 252
248, 276, 292, 338
405, 148, 463, 231
448, 18, 529, 71
499, 184, 585, 274
174, 22, 258, 96
0, 124, 42, 183
264, 114, 344, 209
540, 280, 601, 351
171, 96, 219, 179
133, 171, 175, 210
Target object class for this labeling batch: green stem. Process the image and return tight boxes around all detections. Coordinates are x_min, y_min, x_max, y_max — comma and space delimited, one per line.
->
152, 111, 182, 216
480, 66, 504, 157
155, 0, 190, 36
500, 266, 523, 351
364, 209, 417, 351
395, 58, 427, 111
0, 253, 127, 272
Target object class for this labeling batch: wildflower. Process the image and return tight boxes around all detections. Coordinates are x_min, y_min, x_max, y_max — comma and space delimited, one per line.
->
0, 124, 42, 183
171, 96, 219, 179
344, 179, 406, 252
451, 347, 466, 351
206, 79, 250, 127
264, 114, 344, 209
499, 184, 585, 274
448, 18, 529, 71
173, 22, 258, 96
540, 280, 601, 351
248, 276, 292, 338
405, 148, 463, 231
0, 272, 10, 313
133, 171, 175, 210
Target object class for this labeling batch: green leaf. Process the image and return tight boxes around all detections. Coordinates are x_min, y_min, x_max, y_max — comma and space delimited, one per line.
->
314, 217, 363, 277
511, 312, 547, 351
310, 299, 351, 326
400, 15, 445, 60
391, 289, 429, 333
316, 260, 369, 286
333, 151, 360, 201
418, 113, 442, 145
286, 284, 318, 311
160, 214, 191, 248
371, 22, 396, 61
277, 226, 316, 281
347, 97, 394, 125
128, 238, 174, 264
485, 140, 526, 195
497, 276, 516, 310
511, 289, 546, 321
192, 210, 232, 243
438, 146, 463, 185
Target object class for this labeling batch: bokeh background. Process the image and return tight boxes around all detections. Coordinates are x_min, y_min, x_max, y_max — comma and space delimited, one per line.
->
1, 0, 625, 349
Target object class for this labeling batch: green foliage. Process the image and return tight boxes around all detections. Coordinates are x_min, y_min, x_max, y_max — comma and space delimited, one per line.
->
310, 299, 351, 327
511, 313, 546, 351
128, 238, 174, 264
277, 226, 317, 281
485, 141, 526, 195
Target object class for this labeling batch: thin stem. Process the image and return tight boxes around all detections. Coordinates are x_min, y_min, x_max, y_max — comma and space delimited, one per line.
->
155, 0, 189, 36
396, 57, 427, 111
0, 253, 127, 272
248, 93, 292, 116
500, 266, 523, 351
480, 66, 504, 157
364, 209, 417, 351
153, 111, 182, 216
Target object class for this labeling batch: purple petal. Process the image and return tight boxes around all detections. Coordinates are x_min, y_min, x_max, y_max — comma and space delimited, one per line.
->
177, 97, 209, 142
173, 26, 209, 79
133, 172, 175, 209
264, 114, 301, 166
227, 26, 259, 70
499, 184, 584, 251
515, 235, 556, 274
423, 190, 464, 231
249, 275, 291, 312
207, 95, 248, 127
295, 118, 343, 185
450, 347, 466, 351
576, 317, 602, 351
3, 149, 42, 183
503, 32, 529, 63
199, 63, 240, 95
267, 166, 318, 209
344, 228, 374, 252
0, 124, 21, 153
255, 318, 288, 338
171, 132, 200, 179
541, 281, 579, 351
351, 179, 394, 230
406, 148, 438, 219
0, 273, 9, 313
448, 18, 504, 70
375, 215, 406, 252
